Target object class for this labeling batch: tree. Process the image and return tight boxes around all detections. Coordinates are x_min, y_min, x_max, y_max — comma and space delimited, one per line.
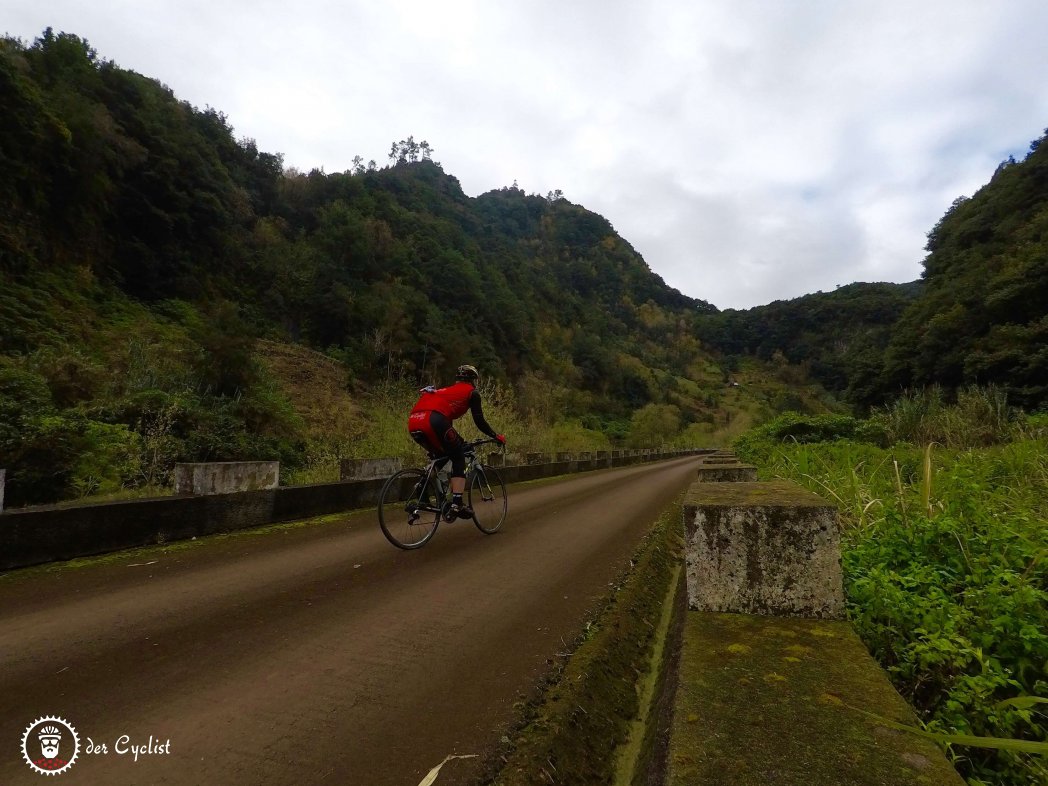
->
627, 404, 681, 447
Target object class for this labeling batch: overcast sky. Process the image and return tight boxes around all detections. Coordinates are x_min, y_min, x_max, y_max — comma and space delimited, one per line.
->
7, 1, 1048, 309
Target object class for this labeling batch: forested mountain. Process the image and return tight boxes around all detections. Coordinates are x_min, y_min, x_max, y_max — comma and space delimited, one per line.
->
4, 30, 787, 505
882, 137, 1048, 408
697, 128, 1048, 412
694, 282, 921, 409
5, 29, 1042, 507
0, 30, 708, 384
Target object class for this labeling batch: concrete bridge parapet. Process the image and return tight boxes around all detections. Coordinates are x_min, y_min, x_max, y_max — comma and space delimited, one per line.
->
174, 461, 280, 496
340, 457, 403, 481
683, 480, 845, 619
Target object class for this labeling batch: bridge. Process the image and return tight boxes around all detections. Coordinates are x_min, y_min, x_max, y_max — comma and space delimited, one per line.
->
0, 450, 961, 784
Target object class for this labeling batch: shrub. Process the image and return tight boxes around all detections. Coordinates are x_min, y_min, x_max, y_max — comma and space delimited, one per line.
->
733, 411, 887, 455
2, 412, 141, 505
626, 403, 681, 448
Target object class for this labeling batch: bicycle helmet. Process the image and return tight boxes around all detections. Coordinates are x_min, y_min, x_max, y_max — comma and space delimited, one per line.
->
455, 364, 479, 383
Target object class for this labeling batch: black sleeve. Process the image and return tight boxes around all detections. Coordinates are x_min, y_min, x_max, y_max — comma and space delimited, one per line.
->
468, 390, 498, 438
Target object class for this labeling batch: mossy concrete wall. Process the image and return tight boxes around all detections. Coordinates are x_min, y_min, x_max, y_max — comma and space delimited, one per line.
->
667, 613, 965, 785
683, 481, 844, 618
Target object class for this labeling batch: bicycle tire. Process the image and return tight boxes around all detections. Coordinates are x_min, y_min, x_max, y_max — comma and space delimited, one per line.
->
468, 464, 507, 534
378, 468, 441, 549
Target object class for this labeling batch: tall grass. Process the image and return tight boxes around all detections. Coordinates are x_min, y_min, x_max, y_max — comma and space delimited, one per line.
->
872, 385, 1021, 448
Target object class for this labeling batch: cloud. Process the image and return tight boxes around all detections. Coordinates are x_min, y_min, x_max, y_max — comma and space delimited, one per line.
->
6, 0, 1048, 309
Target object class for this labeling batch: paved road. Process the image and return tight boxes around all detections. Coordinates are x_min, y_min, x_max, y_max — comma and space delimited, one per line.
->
0, 457, 701, 785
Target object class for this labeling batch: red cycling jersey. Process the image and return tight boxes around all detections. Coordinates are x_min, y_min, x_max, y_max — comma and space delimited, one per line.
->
410, 381, 475, 420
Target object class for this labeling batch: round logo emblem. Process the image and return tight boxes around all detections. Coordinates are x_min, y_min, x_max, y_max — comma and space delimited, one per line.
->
21, 716, 79, 776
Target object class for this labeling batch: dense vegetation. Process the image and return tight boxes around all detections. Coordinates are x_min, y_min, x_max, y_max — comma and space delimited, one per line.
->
698, 129, 1048, 413
736, 395, 1048, 785
1, 30, 835, 506
695, 282, 921, 409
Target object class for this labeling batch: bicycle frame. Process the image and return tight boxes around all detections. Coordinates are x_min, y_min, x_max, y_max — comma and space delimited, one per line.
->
378, 438, 507, 548
412, 439, 502, 517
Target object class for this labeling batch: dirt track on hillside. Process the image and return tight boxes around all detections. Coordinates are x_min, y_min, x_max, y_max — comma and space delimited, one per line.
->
0, 458, 701, 786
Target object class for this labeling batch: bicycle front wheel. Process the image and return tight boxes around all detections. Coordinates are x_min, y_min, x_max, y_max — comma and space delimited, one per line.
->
468, 464, 507, 534
378, 468, 441, 549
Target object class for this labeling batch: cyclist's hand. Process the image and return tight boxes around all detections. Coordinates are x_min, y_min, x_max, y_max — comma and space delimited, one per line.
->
496, 434, 506, 445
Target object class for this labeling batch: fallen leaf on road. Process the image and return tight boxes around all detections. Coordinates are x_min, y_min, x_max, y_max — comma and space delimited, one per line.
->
417, 754, 478, 786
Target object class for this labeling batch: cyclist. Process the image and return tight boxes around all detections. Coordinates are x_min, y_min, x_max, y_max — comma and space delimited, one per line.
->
408, 364, 506, 518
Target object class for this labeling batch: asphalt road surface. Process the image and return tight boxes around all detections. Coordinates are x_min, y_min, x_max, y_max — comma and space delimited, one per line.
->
0, 457, 702, 786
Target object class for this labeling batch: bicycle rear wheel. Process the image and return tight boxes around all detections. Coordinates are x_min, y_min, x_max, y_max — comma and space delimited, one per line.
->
468, 465, 507, 534
378, 468, 441, 549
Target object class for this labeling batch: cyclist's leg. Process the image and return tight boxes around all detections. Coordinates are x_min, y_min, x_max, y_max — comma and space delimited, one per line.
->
432, 414, 470, 517
408, 411, 447, 509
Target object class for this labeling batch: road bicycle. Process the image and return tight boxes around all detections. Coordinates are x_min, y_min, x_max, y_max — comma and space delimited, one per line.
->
377, 438, 508, 549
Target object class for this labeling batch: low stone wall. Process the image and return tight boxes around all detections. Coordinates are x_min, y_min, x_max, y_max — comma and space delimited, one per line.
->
682, 480, 845, 618
174, 461, 280, 495
0, 478, 393, 571
0, 449, 709, 571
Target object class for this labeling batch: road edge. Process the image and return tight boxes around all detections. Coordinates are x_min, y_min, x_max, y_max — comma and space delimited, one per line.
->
477, 492, 686, 785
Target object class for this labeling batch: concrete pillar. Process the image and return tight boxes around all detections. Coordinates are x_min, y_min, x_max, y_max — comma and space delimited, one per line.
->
174, 461, 280, 496
339, 457, 403, 481
696, 464, 758, 482
683, 480, 844, 618
0, 468, 5, 513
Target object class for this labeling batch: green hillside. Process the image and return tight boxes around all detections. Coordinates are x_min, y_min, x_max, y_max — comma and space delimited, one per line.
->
883, 138, 1048, 408
0, 30, 832, 506
694, 281, 922, 410
697, 128, 1048, 412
